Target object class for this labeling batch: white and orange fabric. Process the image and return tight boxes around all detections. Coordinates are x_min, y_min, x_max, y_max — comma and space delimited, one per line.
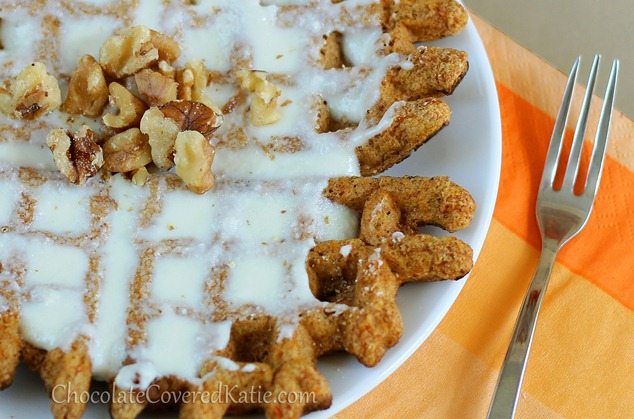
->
340, 15, 634, 418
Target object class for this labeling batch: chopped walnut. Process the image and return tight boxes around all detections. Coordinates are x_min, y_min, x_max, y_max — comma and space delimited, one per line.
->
151, 31, 180, 63
174, 130, 215, 194
103, 82, 147, 129
103, 128, 152, 173
237, 69, 281, 126
0, 62, 61, 120
131, 167, 150, 186
62, 55, 108, 117
157, 60, 176, 79
135, 69, 178, 106
139, 107, 180, 169
177, 60, 207, 101
46, 125, 104, 185
160, 101, 223, 140
99, 26, 180, 79
177, 61, 221, 112
140, 101, 223, 169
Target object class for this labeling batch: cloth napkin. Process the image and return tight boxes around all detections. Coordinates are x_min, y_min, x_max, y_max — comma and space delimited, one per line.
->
339, 15, 634, 419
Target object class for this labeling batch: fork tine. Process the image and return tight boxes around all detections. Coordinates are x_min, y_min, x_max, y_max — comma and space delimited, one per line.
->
540, 57, 580, 189
562, 55, 601, 190
584, 59, 620, 198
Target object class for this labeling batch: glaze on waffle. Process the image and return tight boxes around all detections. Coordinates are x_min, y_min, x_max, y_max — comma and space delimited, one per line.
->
0, 0, 474, 417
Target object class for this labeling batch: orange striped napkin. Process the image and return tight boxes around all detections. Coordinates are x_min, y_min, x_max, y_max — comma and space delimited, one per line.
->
339, 15, 634, 418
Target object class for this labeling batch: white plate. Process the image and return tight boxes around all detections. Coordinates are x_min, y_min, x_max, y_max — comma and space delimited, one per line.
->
0, 15, 501, 419
313, 15, 503, 418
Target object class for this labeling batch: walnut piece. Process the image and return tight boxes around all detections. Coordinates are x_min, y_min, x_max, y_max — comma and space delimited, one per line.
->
177, 60, 207, 102
103, 82, 147, 129
139, 107, 180, 169
135, 69, 178, 106
140, 101, 223, 169
160, 100, 223, 140
151, 31, 180, 63
99, 26, 180, 79
62, 55, 108, 117
237, 69, 281, 126
158, 60, 176, 79
0, 62, 61, 120
103, 128, 152, 173
46, 125, 104, 185
176, 61, 221, 112
174, 130, 215, 194
131, 167, 150, 186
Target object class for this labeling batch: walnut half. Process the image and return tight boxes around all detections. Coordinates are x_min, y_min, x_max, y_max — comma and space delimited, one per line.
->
0, 62, 61, 120
46, 126, 104, 185
160, 100, 223, 140
140, 100, 223, 169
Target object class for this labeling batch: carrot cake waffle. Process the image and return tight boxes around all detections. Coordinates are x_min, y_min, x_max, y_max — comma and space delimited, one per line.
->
0, 0, 475, 417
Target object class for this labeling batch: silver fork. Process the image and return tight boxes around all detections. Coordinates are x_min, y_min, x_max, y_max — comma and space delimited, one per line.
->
487, 55, 620, 419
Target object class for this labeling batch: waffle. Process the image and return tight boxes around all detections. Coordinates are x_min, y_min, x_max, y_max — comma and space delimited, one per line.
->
0, 0, 474, 417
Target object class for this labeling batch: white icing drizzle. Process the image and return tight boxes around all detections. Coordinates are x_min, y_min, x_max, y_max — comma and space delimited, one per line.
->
0, 0, 408, 386
0, 179, 20, 226
241, 363, 257, 373
391, 231, 405, 243
91, 176, 148, 380
348, 100, 406, 146
340, 244, 353, 258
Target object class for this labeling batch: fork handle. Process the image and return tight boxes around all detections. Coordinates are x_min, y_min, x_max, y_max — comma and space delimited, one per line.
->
487, 240, 559, 419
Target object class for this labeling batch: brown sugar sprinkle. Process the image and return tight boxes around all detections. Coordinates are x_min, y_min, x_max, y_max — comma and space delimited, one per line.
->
17, 168, 47, 188
60, 0, 135, 24
217, 126, 249, 149
222, 91, 247, 115
259, 136, 304, 159
138, 175, 161, 227
16, 192, 36, 225
37, 16, 60, 67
